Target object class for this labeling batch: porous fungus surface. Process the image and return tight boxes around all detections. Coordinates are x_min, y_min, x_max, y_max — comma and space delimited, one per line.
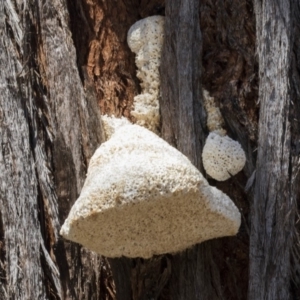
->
202, 132, 246, 181
60, 125, 241, 258
101, 115, 131, 140
203, 89, 225, 134
127, 16, 164, 133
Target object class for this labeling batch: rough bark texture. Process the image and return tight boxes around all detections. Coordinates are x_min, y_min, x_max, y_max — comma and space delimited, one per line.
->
160, 1, 222, 299
67, 0, 164, 120
160, 0, 206, 166
160, 0, 257, 299
0, 0, 108, 299
249, 0, 300, 299
2, 0, 300, 299
199, 2, 258, 298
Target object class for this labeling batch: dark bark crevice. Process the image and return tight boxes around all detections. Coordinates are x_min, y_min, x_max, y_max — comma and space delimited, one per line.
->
289, 2, 300, 298
108, 256, 171, 300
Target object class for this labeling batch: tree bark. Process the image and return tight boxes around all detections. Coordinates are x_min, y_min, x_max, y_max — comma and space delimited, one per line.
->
1, 0, 300, 299
249, 0, 300, 299
0, 0, 107, 298
160, 1, 223, 299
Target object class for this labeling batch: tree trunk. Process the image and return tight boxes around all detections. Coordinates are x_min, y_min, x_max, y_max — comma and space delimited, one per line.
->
249, 0, 300, 299
1, 0, 106, 298
1, 0, 300, 299
160, 1, 224, 299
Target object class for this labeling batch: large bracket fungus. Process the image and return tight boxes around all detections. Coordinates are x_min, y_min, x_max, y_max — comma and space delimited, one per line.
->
202, 90, 246, 181
60, 19, 242, 258
127, 15, 165, 133
61, 123, 241, 258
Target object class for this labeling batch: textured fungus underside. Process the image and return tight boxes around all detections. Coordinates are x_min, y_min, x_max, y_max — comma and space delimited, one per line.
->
61, 125, 240, 258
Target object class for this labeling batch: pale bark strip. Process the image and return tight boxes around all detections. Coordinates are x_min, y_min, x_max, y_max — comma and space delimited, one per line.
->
1, 0, 104, 298
249, 0, 299, 298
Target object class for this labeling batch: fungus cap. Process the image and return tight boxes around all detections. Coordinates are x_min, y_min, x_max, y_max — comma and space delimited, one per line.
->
60, 125, 241, 258
202, 132, 246, 181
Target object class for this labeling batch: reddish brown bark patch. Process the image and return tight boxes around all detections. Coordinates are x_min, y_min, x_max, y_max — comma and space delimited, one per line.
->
85, 1, 139, 118
68, 0, 165, 120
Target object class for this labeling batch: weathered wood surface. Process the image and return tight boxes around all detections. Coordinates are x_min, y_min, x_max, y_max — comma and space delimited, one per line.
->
0, 0, 255, 298
160, 0, 221, 299
249, 0, 300, 299
159, 0, 256, 299
0, 0, 106, 298
2, 0, 300, 299
160, 0, 206, 167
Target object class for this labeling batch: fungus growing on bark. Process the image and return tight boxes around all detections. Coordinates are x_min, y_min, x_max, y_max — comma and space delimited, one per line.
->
60, 124, 241, 258
101, 115, 131, 140
127, 15, 165, 133
202, 132, 246, 181
202, 90, 246, 181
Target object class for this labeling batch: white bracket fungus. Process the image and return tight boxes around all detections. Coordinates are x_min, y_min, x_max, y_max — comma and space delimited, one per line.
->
60, 124, 241, 258
127, 15, 165, 133
202, 90, 246, 181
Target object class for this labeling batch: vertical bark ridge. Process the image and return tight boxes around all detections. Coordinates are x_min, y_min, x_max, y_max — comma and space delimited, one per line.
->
160, 0, 206, 169
1, 0, 105, 298
249, 0, 300, 299
0, 1, 47, 298
290, 3, 300, 297
160, 0, 224, 299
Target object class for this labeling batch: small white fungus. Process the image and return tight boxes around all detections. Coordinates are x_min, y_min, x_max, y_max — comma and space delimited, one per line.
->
202, 132, 246, 181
